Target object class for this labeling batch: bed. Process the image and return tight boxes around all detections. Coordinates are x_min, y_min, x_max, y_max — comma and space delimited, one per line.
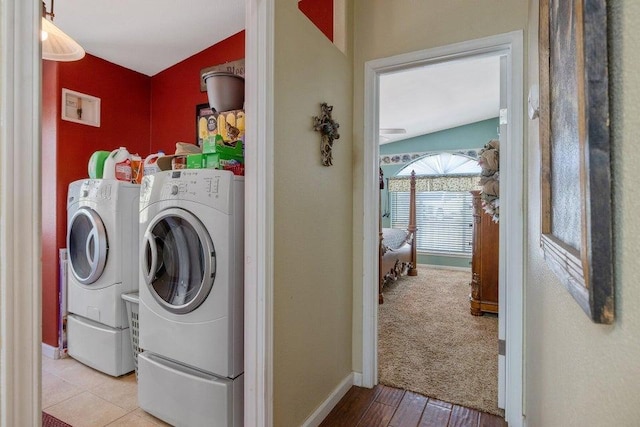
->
379, 169, 418, 303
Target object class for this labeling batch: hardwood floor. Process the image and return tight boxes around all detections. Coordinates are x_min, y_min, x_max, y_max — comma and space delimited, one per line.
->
320, 385, 506, 427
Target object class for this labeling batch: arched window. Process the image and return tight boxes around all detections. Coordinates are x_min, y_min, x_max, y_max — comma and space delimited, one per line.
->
389, 153, 480, 257
397, 152, 481, 176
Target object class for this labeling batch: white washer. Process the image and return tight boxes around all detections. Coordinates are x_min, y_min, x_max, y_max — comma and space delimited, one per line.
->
66, 179, 140, 377
137, 169, 244, 427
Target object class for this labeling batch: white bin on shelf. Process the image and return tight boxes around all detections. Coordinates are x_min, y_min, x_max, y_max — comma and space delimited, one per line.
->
121, 292, 141, 378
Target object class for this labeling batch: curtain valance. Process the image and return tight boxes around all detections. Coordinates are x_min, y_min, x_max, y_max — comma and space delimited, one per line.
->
388, 175, 480, 192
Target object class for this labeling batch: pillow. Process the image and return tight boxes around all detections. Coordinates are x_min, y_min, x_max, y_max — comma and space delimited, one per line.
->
382, 228, 408, 250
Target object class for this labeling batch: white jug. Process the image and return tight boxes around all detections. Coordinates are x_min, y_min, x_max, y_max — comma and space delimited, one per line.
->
103, 147, 132, 182
143, 152, 165, 177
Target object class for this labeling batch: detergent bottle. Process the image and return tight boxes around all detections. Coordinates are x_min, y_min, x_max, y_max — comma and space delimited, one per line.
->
102, 147, 132, 182
143, 151, 165, 177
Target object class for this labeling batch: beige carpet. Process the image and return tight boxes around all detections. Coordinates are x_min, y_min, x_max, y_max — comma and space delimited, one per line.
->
378, 265, 503, 416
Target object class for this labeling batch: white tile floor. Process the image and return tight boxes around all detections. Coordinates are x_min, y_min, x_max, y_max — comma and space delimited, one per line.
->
42, 356, 171, 427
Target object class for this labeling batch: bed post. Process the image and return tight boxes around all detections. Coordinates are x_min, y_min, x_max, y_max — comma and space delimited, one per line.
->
408, 170, 418, 276
379, 168, 385, 304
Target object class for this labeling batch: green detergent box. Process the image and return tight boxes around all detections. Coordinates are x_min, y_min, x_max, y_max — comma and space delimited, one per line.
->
203, 134, 243, 159
203, 153, 220, 169
186, 154, 204, 169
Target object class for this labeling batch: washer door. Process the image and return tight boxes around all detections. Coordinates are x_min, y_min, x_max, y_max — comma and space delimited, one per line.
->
67, 207, 108, 285
141, 207, 216, 315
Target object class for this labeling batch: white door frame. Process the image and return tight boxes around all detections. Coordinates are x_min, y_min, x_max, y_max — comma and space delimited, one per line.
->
362, 31, 525, 426
245, 0, 275, 426
0, 0, 42, 426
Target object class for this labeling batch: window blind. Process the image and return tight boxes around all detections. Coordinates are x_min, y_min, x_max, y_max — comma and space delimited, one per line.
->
390, 191, 474, 256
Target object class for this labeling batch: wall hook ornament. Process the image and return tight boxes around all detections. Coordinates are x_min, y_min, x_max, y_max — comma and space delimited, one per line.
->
313, 102, 340, 166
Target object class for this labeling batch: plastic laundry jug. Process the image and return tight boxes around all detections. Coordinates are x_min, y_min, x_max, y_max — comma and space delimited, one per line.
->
88, 150, 110, 179
143, 152, 165, 177
103, 147, 133, 182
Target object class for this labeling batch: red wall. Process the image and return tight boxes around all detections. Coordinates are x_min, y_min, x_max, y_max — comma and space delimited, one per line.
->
150, 31, 245, 153
298, 0, 334, 41
41, 55, 151, 346
42, 61, 60, 346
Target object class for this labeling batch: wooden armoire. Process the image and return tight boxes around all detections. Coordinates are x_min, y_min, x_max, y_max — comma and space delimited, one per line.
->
469, 190, 499, 315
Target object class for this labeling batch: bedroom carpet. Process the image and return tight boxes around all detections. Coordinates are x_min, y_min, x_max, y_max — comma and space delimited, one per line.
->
378, 265, 503, 417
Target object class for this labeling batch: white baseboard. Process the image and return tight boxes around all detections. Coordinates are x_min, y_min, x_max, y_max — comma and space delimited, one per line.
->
42, 342, 61, 360
353, 372, 363, 387
301, 372, 354, 427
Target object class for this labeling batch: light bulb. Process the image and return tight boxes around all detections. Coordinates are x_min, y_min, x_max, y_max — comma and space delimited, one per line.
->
41, 30, 49, 42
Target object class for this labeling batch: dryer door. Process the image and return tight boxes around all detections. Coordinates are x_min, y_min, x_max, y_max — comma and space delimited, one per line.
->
142, 207, 216, 315
67, 207, 108, 285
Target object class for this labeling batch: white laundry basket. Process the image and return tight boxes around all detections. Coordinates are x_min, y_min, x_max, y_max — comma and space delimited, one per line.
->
121, 292, 141, 378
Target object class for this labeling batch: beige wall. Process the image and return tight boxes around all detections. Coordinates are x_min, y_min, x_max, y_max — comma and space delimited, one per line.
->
273, 1, 354, 425
351, 0, 528, 372
274, 0, 640, 424
524, 0, 640, 424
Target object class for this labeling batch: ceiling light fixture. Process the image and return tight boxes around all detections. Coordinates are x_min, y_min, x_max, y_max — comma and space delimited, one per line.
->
41, 0, 85, 62
379, 128, 407, 135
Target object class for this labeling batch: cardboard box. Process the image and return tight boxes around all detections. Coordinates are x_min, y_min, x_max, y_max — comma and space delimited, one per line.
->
186, 154, 204, 169
202, 134, 219, 155
203, 153, 219, 169
203, 135, 244, 162
220, 159, 244, 176
199, 109, 245, 148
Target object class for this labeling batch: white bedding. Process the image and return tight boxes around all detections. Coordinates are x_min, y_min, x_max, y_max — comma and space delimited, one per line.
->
382, 228, 409, 251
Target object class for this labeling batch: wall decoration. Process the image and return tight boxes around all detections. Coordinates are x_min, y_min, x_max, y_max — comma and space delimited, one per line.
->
380, 149, 481, 166
313, 102, 340, 166
539, 0, 613, 323
61, 89, 100, 127
200, 59, 245, 92
477, 140, 500, 222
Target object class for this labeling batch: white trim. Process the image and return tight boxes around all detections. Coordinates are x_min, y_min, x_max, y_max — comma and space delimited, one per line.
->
502, 31, 525, 427
42, 343, 61, 360
301, 373, 354, 427
362, 61, 379, 388
245, 0, 274, 426
498, 54, 508, 410
499, 354, 506, 408
352, 372, 363, 387
333, 0, 347, 54
362, 31, 525, 427
0, 0, 42, 425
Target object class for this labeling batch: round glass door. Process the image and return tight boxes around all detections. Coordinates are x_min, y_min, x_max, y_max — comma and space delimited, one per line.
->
142, 208, 216, 314
67, 207, 108, 285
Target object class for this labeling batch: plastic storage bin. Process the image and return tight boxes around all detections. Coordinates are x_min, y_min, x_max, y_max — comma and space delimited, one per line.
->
121, 292, 141, 378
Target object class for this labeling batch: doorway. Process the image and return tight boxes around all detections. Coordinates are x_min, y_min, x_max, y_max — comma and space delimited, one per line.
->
378, 52, 502, 412
361, 32, 524, 427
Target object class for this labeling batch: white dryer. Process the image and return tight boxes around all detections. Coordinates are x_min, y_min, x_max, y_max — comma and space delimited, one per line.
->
137, 169, 244, 427
66, 179, 140, 377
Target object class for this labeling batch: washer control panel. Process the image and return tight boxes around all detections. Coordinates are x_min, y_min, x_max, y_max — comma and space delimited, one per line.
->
79, 179, 112, 202
141, 169, 237, 214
